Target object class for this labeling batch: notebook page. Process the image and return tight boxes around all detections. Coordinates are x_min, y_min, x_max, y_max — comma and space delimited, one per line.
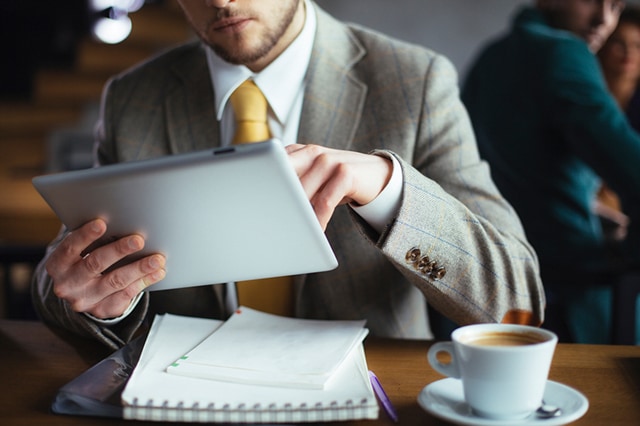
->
122, 314, 223, 407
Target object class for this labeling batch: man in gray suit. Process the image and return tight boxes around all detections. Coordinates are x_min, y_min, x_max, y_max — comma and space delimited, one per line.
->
33, 0, 545, 349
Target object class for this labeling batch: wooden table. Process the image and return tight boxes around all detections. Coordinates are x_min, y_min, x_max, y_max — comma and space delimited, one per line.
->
1, 319, 638, 425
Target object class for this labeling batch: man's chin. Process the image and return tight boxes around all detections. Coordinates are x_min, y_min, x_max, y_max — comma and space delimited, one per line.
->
208, 40, 271, 66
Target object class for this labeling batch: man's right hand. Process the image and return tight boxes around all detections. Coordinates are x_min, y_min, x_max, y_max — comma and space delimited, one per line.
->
45, 219, 166, 319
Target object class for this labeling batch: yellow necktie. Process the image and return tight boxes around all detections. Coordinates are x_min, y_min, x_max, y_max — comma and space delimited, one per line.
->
230, 79, 294, 316
230, 80, 271, 144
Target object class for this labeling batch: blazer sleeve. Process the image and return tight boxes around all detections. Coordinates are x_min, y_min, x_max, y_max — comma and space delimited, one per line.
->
359, 54, 546, 327
30, 76, 152, 351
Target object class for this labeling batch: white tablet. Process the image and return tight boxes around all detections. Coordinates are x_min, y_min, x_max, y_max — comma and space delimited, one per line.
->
32, 140, 338, 291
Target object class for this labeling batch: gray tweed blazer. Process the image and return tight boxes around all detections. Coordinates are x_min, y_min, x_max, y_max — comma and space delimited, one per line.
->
33, 4, 545, 349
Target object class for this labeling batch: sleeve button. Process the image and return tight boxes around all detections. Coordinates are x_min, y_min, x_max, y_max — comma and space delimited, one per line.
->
406, 247, 421, 263
431, 267, 446, 279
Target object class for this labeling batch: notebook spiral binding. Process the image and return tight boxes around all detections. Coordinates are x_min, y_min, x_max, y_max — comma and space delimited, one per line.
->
126, 397, 372, 423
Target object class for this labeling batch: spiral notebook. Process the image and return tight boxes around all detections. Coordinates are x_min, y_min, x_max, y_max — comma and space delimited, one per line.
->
121, 313, 379, 423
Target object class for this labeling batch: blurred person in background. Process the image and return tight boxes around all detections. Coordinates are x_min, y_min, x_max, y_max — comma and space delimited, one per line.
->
463, 0, 640, 344
596, 5, 640, 241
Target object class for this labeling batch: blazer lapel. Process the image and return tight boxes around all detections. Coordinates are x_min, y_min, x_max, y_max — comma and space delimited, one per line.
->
165, 43, 221, 154
299, 6, 366, 151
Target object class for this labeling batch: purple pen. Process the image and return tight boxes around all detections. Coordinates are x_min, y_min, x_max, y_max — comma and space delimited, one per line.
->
368, 370, 399, 422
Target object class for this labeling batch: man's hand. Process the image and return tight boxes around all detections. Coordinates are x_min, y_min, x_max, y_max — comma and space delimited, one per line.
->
286, 144, 393, 230
45, 219, 166, 319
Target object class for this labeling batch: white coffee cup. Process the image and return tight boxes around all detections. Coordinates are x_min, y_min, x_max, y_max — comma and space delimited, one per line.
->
427, 323, 558, 420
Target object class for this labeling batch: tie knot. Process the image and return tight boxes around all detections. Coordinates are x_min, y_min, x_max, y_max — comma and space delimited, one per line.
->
229, 80, 271, 144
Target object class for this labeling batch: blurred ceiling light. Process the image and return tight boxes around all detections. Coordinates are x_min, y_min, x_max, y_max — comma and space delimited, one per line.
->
89, 0, 145, 13
89, 0, 146, 44
92, 13, 132, 44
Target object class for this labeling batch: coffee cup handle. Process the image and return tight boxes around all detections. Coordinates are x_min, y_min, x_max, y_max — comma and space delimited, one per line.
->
427, 342, 461, 378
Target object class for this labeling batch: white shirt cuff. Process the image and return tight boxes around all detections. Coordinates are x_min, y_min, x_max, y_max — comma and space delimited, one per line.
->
83, 291, 144, 325
351, 154, 402, 233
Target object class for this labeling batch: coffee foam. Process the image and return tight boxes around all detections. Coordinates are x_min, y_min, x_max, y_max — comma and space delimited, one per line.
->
461, 331, 547, 347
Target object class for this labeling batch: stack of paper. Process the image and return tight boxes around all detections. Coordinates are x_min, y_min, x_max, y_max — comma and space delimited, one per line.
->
166, 306, 369, 389
121, 307, 378, 423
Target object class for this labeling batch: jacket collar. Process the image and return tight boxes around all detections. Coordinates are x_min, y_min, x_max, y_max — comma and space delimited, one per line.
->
166, 43, 221, 154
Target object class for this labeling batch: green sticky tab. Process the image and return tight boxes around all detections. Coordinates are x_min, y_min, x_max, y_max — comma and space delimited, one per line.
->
170, 355, 188, 367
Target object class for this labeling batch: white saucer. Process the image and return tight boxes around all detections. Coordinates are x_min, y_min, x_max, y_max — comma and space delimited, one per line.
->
417, 378, 589, 426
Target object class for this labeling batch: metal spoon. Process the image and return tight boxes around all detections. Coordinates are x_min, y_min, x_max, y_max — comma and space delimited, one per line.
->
536, 401, 562, 419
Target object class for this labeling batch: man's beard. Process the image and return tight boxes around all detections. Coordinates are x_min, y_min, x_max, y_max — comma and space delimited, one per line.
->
207, 32, 281, 65
204, 0, 299, 66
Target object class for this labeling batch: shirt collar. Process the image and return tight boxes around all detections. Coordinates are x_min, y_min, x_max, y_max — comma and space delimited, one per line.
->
207, 0, 316, 123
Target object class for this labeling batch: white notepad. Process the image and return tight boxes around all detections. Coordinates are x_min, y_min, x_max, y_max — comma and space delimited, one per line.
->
121, 313, 378, 423
166, 307, 368, 389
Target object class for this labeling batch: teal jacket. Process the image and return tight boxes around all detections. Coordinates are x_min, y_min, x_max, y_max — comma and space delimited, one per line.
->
463, 7, 640, 282
463, 8, 640, 343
